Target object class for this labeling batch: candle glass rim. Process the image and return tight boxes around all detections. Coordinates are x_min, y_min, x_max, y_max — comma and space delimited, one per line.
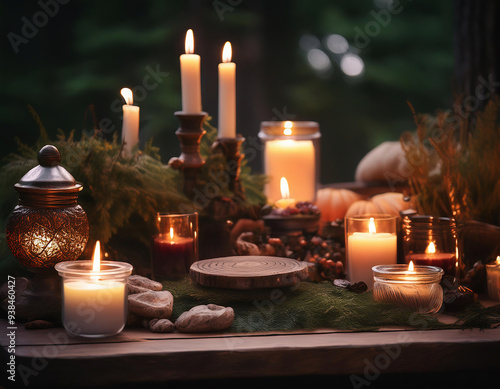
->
486, 263, 500, 270
259, 121, 320, 139
372, 264, 443, 284
345, 214, 399, 222
55, 260, 133, 278
157, 211, 198, 218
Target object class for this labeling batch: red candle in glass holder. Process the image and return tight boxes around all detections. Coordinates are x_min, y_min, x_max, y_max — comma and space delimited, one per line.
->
406, 241, 456, 276
152, 227, 195, 280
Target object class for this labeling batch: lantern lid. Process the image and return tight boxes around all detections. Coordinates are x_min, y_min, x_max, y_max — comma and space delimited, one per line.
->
14, 145, 83, 207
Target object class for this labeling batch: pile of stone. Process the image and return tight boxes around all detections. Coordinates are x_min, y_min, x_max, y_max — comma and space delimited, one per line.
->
126, 275, 234, 333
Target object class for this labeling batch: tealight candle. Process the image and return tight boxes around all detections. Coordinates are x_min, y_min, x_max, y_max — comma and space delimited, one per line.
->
486, 256, 500, 301
372, 262, 444, 314
274, 177, 296, 209
345, 215, 398, 289
55, 241, 133, 338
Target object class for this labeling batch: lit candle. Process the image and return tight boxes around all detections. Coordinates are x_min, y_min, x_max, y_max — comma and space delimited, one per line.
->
55, 241, 133, 337
373, 262, 444, 314
121, 87, 140, 156
274, 177, 296, 209
347, 216, 397, 289
486, 256, 500, 301
264, 121, 315, 203
180, 29, 202, 113
405, 241, 456, 276
218, 41, 236, 138
152, 226, 196, 280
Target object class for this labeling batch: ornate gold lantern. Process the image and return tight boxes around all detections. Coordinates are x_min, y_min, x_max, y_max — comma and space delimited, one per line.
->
5, 145, 89, 269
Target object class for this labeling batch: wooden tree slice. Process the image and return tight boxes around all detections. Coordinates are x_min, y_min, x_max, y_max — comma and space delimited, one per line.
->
190, 256, 309, 290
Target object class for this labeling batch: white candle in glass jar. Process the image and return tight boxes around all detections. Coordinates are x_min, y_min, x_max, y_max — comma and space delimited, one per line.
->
347, 217, 397, 289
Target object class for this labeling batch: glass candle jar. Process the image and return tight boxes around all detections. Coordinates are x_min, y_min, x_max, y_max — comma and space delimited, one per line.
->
152, 212, 198, 280
55, 260, 133, 337
345, 214, 398, 289
372, 264, 444, 314
258, 121, 320, 204
402, 215, 460, 278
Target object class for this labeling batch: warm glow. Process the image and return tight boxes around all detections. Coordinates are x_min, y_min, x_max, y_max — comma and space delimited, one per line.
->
280, 177, 290, 199
185, 29, 194, 54
170, 227, 174, 240
92, 241, 101, 272
283, 121, 293, 135
222, 42, 232, 63
120, 88, 133, 105
408, 261, 414, 272
368, 217, 376, 234
496, 256, 500, 265
426, 241, 436, 254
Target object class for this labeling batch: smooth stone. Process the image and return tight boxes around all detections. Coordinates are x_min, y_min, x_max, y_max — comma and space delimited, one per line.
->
127, 284, 151, 294
128, 275, 163, 292
175, 304, 234, 333
148, 318, 175, 333
128, 290, 173, 319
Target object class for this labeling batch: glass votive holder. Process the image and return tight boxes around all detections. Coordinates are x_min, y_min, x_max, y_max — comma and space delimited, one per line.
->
55, 260, 133, 338
152, 212, 198, 281
372, 264, 444, 314
345, 214, 398, 289
258, 121, 320, 204
486, 258, 500, 301
402, 215, 460, 278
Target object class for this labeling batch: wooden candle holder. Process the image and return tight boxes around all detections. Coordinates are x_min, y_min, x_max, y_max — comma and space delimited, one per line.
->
212, 136, 246, 199
168, 111, 208, 199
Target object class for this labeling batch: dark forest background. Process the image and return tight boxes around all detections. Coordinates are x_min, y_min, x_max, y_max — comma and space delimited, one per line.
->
0, 0, 454, 184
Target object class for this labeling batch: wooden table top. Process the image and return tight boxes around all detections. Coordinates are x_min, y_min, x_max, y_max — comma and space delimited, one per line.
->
2, 299, 500, 387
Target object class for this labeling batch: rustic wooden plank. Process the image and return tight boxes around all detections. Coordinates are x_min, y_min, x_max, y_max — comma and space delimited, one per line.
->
9, 327, 500, 386
190, 256, 308, 289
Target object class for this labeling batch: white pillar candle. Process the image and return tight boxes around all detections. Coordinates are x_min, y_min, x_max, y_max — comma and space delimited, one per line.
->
63, 280, 127, 335
180, 29, 202, 113
121, 87, 140, 156
264, 135, 315, 203
347, 217, 397, 289
218, 41, 236, 138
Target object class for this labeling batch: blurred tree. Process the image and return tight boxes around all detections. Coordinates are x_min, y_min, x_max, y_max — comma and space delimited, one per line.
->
0, 0, 453, 185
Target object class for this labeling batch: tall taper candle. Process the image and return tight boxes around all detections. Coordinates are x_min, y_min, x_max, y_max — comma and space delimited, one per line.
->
218, 41, 236, 138
121, 88, 140, 156
180, 29, 202, 113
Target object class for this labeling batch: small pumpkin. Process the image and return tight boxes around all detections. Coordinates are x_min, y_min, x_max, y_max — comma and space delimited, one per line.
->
345, 192, 413, 218
316, 188, 365, 225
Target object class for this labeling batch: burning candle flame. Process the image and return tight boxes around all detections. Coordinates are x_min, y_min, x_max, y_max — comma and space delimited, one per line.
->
283, 121, 293, 135
170, 227, 174, 240
222, 41, 232, 63
185, 29, 194, 54
92, 240, 101, 272
368, 217, 376, 234
280, 177, 290, 199
425, 241, 436, 254
408, 260, 414, 272
120, 88, 133, 105
496, 256, 500, 265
